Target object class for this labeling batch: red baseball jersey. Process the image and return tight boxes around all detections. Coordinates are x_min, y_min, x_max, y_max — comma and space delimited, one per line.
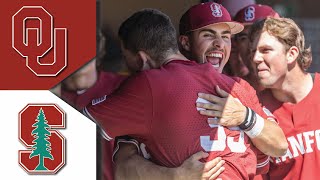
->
85, 60, 271, 180
61, 71, 126, 110
62, 71, 126, 180
255, 73, 320, 180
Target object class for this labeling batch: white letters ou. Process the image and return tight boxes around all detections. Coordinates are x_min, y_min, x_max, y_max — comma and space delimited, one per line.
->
200, 124, 246, 153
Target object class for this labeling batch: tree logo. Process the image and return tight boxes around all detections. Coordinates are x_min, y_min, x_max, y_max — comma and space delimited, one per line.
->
30, 108, 54, 170
18, 104, 66, 174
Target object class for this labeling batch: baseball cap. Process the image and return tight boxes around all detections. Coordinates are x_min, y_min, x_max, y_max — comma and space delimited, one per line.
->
234, 4, 280, 25
214, 0, 256, 17
179, 2, 244, 35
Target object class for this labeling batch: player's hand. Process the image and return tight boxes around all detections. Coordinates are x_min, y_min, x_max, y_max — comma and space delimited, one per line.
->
196, 85, 247, 127
174, 151, 225, 180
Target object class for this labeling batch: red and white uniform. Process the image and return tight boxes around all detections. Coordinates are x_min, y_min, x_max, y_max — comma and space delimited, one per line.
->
255, 73, 320, 180
62, 71, 126, 180
85, 60, 272, 180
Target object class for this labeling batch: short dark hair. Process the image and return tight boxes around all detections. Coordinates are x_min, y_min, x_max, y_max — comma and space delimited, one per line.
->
118, 8, 179, 61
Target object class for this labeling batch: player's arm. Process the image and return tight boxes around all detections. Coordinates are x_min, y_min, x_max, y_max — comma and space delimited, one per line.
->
114, 142, 225, 180
83, 73, 152, 140
196, 85, 288, 157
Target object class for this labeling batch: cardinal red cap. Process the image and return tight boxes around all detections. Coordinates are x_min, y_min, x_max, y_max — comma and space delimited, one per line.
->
234, 4, 280, 25
179, 2, 244, 35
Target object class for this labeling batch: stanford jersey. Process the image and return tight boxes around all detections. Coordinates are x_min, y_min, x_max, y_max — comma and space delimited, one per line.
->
85, 60, 271, 180
255, 73, 320, 180
62, 71, 126, 180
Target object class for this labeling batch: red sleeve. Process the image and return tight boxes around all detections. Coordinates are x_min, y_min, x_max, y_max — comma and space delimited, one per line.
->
83, 72, 152, 140
255, 148, 270, 175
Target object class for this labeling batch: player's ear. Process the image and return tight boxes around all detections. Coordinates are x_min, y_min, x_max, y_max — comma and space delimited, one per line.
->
137, 50, 153, 70
286, 46, 299, 64
179, 35, 191, 51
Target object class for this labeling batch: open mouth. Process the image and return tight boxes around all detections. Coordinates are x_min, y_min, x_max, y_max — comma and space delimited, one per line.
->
206, 52, 223, 69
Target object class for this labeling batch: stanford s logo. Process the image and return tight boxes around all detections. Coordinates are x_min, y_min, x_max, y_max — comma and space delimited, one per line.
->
12, 6, 67, 76
18, 104, 66, 174
210, 3, 223, 17
245, 6, 255, 22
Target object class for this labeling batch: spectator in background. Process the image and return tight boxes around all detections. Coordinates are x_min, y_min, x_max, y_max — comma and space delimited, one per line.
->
226, 4, 279, 92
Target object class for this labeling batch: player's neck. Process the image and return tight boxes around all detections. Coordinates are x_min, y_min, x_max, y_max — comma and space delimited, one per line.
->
271, 69, 313, 104
161, 51, 189, 65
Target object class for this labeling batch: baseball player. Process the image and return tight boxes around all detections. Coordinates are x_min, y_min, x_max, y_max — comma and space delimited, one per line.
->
199, 16, 319, 180
250, 17, 319, 180
226, 4, 279, 92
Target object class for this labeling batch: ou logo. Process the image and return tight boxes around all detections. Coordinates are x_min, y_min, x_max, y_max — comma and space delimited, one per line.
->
18, 104, 66, 174
12, 6, 67, 77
